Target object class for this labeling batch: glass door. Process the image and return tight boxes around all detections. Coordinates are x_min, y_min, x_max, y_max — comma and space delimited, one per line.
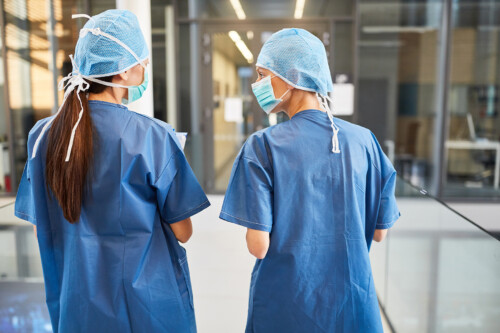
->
202, 22, 331, 193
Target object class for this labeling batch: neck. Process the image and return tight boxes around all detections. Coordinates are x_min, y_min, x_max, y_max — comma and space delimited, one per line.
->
88, 87, 127, 105
285, 90, 323, 118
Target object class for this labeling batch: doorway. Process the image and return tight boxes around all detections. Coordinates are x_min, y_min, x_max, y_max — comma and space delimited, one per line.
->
200, 22, 332, 193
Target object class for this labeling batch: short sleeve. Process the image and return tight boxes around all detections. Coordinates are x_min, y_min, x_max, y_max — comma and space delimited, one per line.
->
219, 153, 273, 232
154, 150, 210, 224
15, 163, 37, 225
375, 168, 400, 229
370, 133, 400, 230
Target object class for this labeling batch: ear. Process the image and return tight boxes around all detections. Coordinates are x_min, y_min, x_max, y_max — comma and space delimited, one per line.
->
286, 84, 295, 91
117, 71, 129, 82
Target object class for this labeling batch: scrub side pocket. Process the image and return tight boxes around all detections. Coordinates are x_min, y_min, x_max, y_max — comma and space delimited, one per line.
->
178, 255, 194, 310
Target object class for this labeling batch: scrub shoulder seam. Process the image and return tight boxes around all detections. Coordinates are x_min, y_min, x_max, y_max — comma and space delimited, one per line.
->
241, 156, 260, 164
154, 151, 177, 184
370, 159, 382, 176
240, 156, 273, 183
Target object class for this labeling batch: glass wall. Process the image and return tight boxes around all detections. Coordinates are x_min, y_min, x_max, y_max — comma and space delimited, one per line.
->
0, 21, 9, 193
358, 0, 443, 191
444, 0, 500, 199
1, 0, 500, 201
175, 0, 352, 192
371, 178, 500, 332
0, 0, 114, 196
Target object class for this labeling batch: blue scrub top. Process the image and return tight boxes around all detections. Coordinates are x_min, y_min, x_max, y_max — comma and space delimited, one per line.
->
15, 100, 210, 333
220, 109, 400, 333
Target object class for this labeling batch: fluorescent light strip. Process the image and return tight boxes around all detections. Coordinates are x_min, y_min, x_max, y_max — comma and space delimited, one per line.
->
294, 0, 306, 19
228, 31, 254, 63
230, 0, 246, 20
363, 26, 437, 34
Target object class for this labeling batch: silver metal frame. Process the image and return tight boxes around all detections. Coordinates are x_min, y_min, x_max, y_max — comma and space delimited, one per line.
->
0, 0, 16, 197
433, 0, 453, 199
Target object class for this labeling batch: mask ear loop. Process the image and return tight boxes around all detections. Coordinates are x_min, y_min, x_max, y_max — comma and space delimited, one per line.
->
317, 92, 341, 154
270, 75, 292, 106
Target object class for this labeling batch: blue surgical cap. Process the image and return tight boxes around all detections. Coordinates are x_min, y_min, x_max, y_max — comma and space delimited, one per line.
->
73, 9, 149, 77
256, 28, 333, 96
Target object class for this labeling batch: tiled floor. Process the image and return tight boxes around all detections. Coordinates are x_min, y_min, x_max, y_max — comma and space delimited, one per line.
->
0, 197, 15, 208
185, 196, 253, 332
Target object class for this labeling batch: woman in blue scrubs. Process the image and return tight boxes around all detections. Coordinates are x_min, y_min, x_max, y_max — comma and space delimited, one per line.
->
220, 28, 400, 332
14, 10, 209, 332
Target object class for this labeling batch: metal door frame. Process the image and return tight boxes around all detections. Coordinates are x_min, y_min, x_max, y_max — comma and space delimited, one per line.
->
197, 20, 340, 193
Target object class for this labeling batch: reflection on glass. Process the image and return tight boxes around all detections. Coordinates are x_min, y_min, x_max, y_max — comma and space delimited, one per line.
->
359, 1, 442, 191
371, 179, 500, 332
444, 1, 500, 198
0, 0, 114, 195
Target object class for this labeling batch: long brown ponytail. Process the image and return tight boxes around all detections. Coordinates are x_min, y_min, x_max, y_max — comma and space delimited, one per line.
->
45, 76, 112, 223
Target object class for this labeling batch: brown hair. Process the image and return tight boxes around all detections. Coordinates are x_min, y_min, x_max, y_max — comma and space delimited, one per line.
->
45, 76, 113, 223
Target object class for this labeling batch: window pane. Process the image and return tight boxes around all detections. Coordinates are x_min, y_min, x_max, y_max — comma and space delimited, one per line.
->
358, 0, 443, 192
444, 0, 500, 199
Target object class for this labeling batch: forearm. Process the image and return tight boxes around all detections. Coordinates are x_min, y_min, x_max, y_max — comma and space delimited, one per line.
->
373, 229, 388, 242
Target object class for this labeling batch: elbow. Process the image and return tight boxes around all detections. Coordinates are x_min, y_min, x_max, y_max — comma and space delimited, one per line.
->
248, 245, 268, 259
177, 230, 193, 243
246, 229, 270, 259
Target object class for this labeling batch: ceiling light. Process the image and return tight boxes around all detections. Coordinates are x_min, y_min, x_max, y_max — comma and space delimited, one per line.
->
228, 31, 254, 63
363, 26, 436, 34
230, 0, 246, 20
294, 0, 306, 19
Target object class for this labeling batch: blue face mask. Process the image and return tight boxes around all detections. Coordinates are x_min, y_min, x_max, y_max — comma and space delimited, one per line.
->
251, 75, 290, 114
122, 71, 149, 105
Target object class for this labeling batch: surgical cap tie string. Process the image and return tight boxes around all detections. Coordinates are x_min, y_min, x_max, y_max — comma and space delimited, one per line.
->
64, 55, 89, 162
32, 55, 89, 161
317, 93, 341, 154
79, 27, 146, 70
31, 13, 147, 161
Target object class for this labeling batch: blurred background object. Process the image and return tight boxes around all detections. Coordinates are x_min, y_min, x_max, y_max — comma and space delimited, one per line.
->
0, 1, 499, 332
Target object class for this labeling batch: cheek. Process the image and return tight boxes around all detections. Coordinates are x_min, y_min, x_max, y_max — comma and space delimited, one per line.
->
131, 70, 144, 85
272, 81, 286, 95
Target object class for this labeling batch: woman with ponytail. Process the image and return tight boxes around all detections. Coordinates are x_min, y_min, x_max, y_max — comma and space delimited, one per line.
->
14, 10, 209, 333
